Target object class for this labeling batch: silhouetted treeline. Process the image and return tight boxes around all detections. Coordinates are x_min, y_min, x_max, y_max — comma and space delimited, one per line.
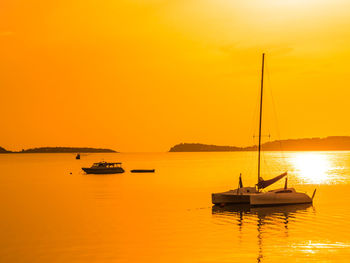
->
0, 147, 116, 153
169, 143, 244, 152
0, 147, 10, 153
169, 136, 350, 152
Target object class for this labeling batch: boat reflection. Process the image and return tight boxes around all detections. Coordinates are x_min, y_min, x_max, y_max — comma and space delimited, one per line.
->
212, 203, 313, 262
212, 203, 312, 215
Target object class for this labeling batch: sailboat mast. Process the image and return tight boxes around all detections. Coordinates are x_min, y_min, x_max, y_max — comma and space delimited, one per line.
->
258, 53, 265, 185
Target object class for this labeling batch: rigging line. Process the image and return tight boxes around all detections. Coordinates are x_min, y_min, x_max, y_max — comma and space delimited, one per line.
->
249, 80, 261, 142
244, 67, 262, 178
265, 58, 288, 169
266, 62, 286, 169
262, 154, 271, 179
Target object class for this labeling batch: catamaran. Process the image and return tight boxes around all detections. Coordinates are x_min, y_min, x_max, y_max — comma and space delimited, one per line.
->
212, 53, 315, 206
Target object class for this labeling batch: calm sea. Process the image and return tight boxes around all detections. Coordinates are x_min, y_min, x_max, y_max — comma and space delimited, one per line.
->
1, 152, 350, 262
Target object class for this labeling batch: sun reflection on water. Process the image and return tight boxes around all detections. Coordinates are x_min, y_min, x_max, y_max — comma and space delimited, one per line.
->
290, 153, 334, 184
292, 241, 350, 255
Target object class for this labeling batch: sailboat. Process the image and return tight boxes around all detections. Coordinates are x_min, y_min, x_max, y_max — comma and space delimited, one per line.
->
212, 53, 315, 206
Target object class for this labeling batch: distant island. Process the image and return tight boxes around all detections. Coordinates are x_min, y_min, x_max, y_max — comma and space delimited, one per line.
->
0, 147, 10, 153
169, 136, 350, 152
170, 144, 244, 152
0, 147, 117, 153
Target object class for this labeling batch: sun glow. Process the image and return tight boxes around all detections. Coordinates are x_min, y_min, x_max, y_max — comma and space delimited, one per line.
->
263, 0, 327, 8
291, 153, 333, 184
234, 0, 331, 12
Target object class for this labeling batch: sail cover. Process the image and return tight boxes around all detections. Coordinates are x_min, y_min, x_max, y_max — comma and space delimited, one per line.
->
256, 172, 288, 189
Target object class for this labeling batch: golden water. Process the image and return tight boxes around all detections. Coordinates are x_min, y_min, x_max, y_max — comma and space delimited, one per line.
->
1, 152, 350, 262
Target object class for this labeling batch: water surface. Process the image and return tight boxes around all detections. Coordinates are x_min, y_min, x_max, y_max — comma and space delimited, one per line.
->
1, 151, 350, 262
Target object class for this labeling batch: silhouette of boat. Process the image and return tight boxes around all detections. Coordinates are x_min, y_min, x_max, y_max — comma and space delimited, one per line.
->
76, 154, 80, 159
130, 169, 155, 173
212, 53, 315, 206
82, 162, 125, 174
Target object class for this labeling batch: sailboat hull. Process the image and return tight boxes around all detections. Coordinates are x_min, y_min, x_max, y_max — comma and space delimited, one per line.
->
212, 193, 251, 205
212, 187, 313, 206
212, 187, 258, 205
250, 188, 312, 206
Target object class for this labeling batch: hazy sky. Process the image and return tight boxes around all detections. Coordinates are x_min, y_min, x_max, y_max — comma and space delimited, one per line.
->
2, 0, 350, 152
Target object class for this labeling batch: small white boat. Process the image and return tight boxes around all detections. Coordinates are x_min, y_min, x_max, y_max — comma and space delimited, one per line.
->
130, 169, 155, 173
212, 53, 315, 207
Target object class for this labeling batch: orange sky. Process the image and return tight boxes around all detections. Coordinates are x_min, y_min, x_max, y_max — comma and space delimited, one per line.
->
1, 0, 350, 152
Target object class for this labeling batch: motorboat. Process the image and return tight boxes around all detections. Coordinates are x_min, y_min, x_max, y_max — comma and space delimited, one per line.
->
82, 162, 125, 174
212, 54, 315, 206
